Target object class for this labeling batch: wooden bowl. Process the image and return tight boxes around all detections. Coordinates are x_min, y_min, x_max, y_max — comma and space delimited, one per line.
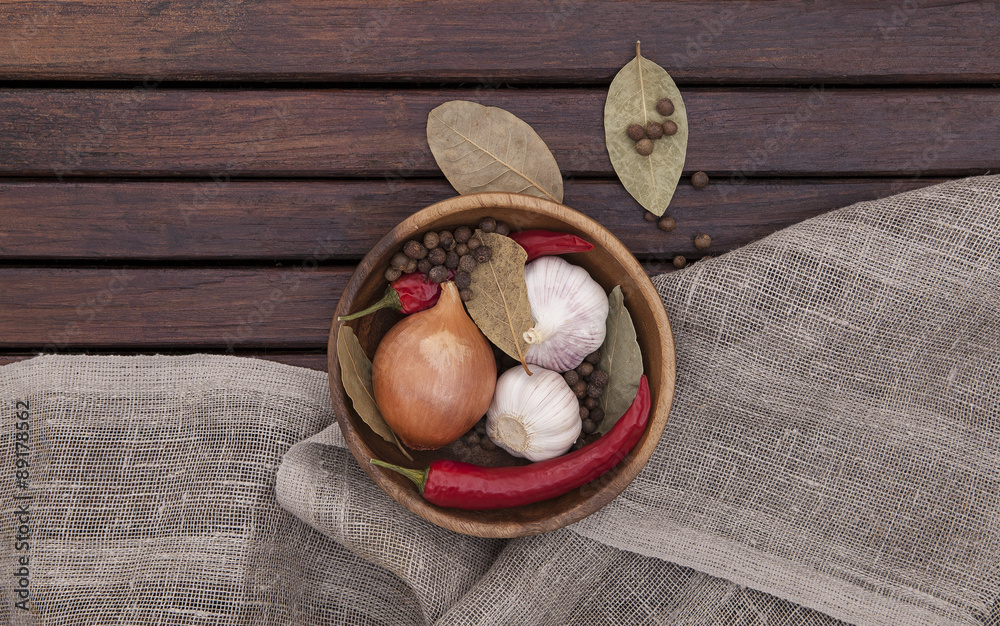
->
328, 192, 675, 538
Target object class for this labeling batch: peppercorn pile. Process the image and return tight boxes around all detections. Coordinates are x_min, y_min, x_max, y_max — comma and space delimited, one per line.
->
626, 97, 678, 157
386, 218, 508, 302
565, 350, 610, 449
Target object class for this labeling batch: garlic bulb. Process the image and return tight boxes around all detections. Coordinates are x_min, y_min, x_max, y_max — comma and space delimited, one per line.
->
372, 281, 497, 450
522, 256, 609, 372
486, 364, 581, 461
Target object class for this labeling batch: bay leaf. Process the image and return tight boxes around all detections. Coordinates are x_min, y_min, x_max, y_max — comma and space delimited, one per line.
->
427, 100, 564, 203
464, 231, 532, 373
597, 286, 644, 434
604, 42, 688, 216
336, 324, 412, 460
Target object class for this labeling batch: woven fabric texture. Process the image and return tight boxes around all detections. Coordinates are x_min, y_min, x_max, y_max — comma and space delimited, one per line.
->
3, 175, 999, 625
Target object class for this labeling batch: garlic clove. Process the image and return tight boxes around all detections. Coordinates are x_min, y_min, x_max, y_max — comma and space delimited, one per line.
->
486, 364, 582, 462
522, 256, 609, 372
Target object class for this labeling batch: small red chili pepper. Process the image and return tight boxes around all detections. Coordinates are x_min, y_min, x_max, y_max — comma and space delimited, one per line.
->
338, 272, 443, 321
371, 375, 650, 510
508, 229, 595, 263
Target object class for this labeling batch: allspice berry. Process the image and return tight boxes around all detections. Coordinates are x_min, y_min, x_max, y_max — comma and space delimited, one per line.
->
404, 257, 418, 274
576, 362, 595, 377
656, 98, 675, 116
459, 288, 474, 302
643, 211, 657, 223
445, 250, 460, 270
454, 226, 472, 243
473, 245, 493, 263
438, 230, 456, 250
384, 267, 402, 282
563, 370, 580, 386
657, 216, 676, 232
458, 254, 477, 273
422, 231, 440, 250
479, 218, 496, 233
590, 369, 609, 387
428, 247, 447, 266
627, 124, 645, 142
662, 120, 678, 136
587, 383, 603, 399
582, 419, 597, 435
691, 171, 710, 189
572, 380, 588, 399
455, 243, 469, 257
694, 233, 712, 251
589, 407, 605, 423
390, 252, 410, 271
466, 236, 482, 251
494, 221, 510, 236
635, 138, 654, 156
454, 271, 472, 290
584, 397, 600, 410
673, 255, 687, 269
417, 258, 432, 275
584, 350, 601, 365
428, 265, 449, 284
646, 122, 664, 140
403, 240, 428, 260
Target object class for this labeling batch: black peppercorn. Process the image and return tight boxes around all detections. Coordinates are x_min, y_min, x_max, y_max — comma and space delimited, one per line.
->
673, 255, 687, 268
454, 271, 472, 290
657, 216, 676, 232
635, 138, 654, 156
417, 258, 432, 275
479, 218, 496, 233
656, 98, 674, 116
455, 243, 469, 257
643, 211, 657, 223
459, 288, 474, 302
428, 265, 449, 284
572, 380, 588, 399
384, 267, 402, 282
454, 226, 472, 243
579, 406, 590, 420
404, 257, 418, 274
646, 122, 664, 140
563, 370, 580, 386
662, 120, 678, 136
584, 350, 601, 365
495, 221, 510, 236
694, 233, 712, 251
691, 171, 709, 189
473, 245, 492, 263
438, 230, 456, 250
445, 250, 460, 270
590, 369, 609, 387
589, 407, 605, 423
458, 254, 477, 273
391, 252, 410, 271
467, 236, 482, 251
428, 247, 447, 266
587, 383, 603, 399
627, 124, 645, 142
576, 362, 594, 377
423, 231, 440, 250
403, 240, 428, 260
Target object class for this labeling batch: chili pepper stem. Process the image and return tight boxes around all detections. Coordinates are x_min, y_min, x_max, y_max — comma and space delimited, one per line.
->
338, 285, 402, 321
370, 459, 429, 492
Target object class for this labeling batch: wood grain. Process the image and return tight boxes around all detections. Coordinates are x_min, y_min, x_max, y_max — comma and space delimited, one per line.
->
0, 268, 349, 350
0, 353, 329, 371
0, 179, 940, 261
1, 89, 997, 177
1, 1, 998, 83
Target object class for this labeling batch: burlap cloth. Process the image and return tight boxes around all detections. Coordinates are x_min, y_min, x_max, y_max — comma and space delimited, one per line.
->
3, 176, 999, 625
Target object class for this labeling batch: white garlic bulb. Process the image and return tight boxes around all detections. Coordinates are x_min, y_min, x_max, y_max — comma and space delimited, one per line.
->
522, 256, 609, 372
486, 364, 582, 462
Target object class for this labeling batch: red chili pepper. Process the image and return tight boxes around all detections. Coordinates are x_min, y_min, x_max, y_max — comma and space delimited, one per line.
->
508, 230, 595, 263
372, 376, 650, 510
338, 272, 443, 321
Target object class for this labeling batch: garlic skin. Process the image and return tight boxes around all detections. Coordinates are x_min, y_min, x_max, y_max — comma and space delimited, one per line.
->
486, 364, 582, 462
523, 256, 609, 372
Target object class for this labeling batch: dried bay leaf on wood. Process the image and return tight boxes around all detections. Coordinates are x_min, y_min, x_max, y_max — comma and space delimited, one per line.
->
597, 286, 643, 434
427, 100, 564, 203
604, 42, 688, 216
465, 231, 533, 373
337, 324, 412, 460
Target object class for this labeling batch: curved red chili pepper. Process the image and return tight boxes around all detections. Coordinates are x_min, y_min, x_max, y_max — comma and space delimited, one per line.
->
372, 375, 650, 510
338, 272, 444, 321
508, 230, 594, 263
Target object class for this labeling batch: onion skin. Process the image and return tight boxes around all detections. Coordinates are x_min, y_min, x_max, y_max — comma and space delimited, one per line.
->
372, 281, 497, 449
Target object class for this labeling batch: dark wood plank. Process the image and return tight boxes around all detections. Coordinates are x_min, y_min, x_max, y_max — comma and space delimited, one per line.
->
0, 178, 941, 260
0, 268, 349, 351
1, 1, 998, 83
2, 88, 996, 178
0, 353, 329, 371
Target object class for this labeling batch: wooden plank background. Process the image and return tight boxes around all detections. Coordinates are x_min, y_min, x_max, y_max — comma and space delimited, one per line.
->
1, 1, 997, 371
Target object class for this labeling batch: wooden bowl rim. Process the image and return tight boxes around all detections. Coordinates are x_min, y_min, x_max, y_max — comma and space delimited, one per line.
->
328, 191, 676, 538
